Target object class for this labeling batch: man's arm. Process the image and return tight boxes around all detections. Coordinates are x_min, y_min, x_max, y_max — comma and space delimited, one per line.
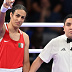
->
29, 56, 44, 72
23, 32, 30, 72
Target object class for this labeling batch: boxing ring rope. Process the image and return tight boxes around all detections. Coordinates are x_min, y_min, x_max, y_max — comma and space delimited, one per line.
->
20, 23, 64, 27
5, 22, 64, 53
29, 49, 43, 53
5, 22, 64, 27
21, 23, 64, 53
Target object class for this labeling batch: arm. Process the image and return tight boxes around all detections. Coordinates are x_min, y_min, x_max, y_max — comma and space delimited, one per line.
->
0, 10, 6, 30
0, 0, 15, 30
29, 56, 44, 72
23, 32, 30, 72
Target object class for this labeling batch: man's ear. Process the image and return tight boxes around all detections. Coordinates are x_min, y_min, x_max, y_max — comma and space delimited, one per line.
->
63, 26, 65, 31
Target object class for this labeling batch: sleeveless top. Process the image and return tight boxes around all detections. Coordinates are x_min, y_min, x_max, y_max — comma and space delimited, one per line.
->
0, 24, 25, 69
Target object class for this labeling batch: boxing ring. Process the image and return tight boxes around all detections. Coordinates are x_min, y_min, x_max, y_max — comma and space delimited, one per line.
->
20, 23, 64, 53
21, 23, 63, 27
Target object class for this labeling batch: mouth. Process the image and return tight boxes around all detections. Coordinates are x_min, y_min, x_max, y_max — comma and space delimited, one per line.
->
69, 31, 72, 34
15, 22, 20, 24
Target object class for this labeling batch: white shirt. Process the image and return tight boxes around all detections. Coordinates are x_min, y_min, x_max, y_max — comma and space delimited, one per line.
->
39, 34, 72, 72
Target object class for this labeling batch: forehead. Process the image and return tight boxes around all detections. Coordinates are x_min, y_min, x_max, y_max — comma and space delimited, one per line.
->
65, 18, 72, 23
14, 9, 26, 16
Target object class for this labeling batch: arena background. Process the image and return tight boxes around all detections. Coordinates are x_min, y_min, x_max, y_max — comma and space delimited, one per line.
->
0, 0, 71, 72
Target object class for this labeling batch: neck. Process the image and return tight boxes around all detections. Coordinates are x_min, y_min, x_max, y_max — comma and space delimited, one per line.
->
8, 22, 19, 33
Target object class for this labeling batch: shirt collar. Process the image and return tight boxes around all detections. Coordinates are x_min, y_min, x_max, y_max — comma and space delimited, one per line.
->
63, 34, 67, 42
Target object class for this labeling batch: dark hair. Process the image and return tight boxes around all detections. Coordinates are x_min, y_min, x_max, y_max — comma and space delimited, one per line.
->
11, 4, 27, 14
64, 14, 72, 25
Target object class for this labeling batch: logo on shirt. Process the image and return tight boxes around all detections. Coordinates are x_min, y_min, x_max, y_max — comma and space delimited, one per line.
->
18, 43, 23, 48
4, 40, 9, 42
61, 48, 66, 51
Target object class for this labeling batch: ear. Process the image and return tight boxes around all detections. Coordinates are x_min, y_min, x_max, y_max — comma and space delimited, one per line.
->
63, 26, 65, 32
10, 12, 13, 18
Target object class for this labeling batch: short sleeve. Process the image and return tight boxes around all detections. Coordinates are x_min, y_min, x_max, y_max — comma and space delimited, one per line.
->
39, 39, 54, 63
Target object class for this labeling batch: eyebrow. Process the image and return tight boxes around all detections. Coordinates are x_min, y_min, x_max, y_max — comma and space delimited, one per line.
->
66, 22, 72, 26
66, 22, 71, 24
16, 13, 25, 17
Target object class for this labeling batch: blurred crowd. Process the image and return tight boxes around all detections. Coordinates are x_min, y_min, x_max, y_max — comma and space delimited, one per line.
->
0, 0, 72, 72
0, 0, 72, 22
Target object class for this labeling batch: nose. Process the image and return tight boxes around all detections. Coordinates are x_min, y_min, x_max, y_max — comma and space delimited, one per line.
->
18, 17, 22, 22
70, 24, 72, 29
71, 24, 72, 27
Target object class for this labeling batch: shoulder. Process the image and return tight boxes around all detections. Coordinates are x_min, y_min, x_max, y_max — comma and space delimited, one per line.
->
21, 30, 29, 39
22, 31, 29, 37
50, 34, 65, 45
53, 34, 65, 40
21, 31, 29, 43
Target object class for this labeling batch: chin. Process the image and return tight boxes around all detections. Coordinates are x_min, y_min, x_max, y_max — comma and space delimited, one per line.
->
13, 25, 19, 28
68, 35, 72, 39
14, 23, 21, 27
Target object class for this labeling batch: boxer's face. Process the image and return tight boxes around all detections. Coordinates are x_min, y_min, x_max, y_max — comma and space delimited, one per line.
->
63, 18, 72, 39
10, 9, 26, 28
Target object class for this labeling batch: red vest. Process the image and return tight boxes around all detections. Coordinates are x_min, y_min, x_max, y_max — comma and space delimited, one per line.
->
0, 24, 25, 69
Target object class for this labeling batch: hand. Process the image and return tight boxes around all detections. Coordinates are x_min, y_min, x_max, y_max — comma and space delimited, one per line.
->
3, 0, 15, 9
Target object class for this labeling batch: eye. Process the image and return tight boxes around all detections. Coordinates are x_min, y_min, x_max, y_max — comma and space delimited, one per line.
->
21, 16, 25, 19
66, 23, 71, 26
16, 14, 20, 17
